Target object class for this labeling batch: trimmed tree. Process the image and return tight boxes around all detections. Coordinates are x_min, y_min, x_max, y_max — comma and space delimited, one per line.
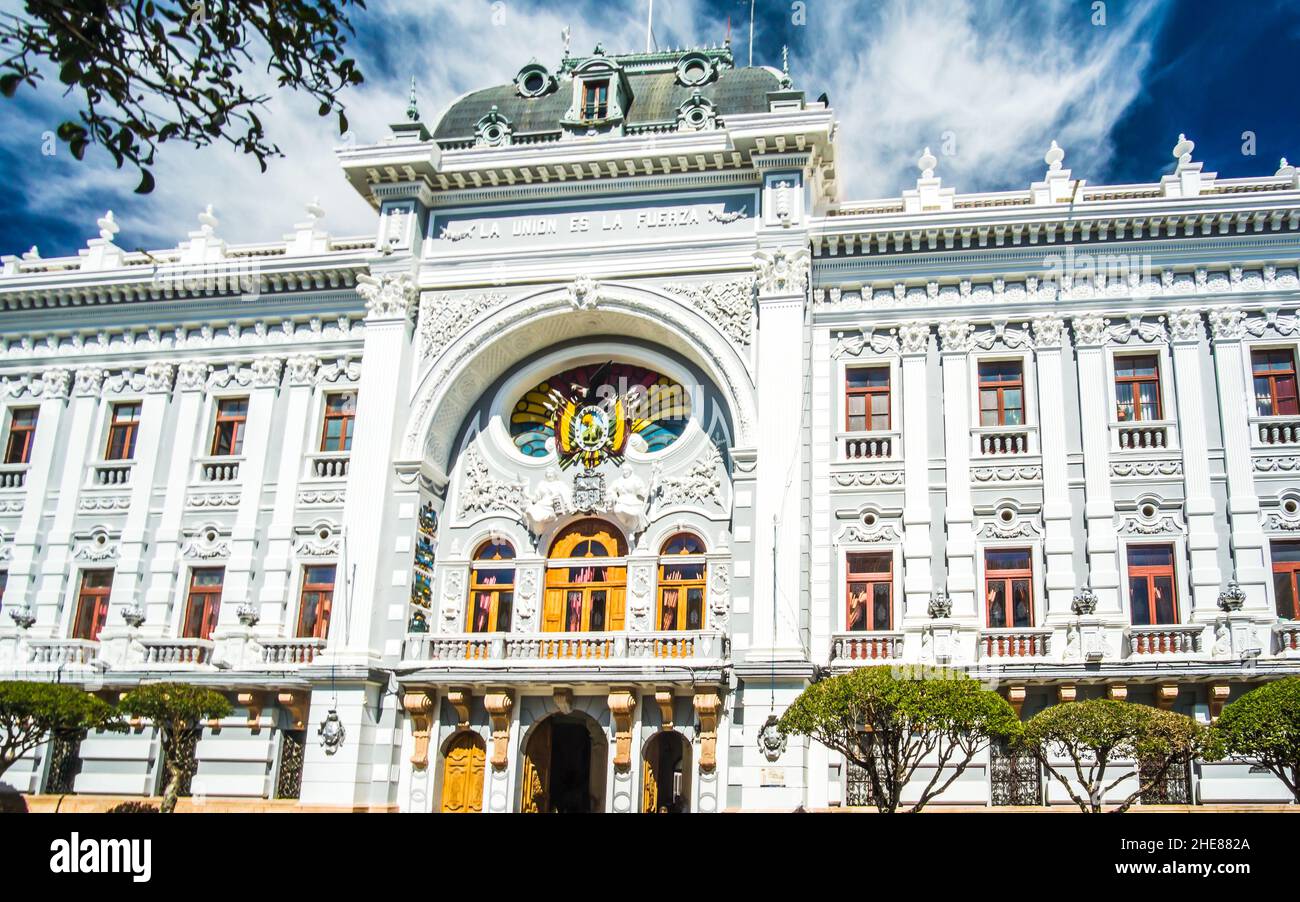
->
0, 680, 121, 782
1212, 677, 1300, 802
778, 666, 1021, 813
1022, 698, 1219, 813
119, 682, 231, 813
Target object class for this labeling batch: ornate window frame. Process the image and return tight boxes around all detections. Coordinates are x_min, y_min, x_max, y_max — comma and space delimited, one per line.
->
1103, 340, 1181, 451
833, 507, 902, 633
974, 502, 1044, 628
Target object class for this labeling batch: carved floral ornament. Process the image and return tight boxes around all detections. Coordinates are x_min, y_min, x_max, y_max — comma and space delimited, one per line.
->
753, 246, 810, 295
357, 271, 417, 321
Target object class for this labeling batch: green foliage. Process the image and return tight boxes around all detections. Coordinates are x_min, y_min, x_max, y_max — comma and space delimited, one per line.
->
106, 801, 160, 814
0, 1, 366, 192
1212, 677, 1300, 801
1022, 698, 1217, 813
779, 666, 1021, 813
0, 681, 121, 779
119, 682, 231, 813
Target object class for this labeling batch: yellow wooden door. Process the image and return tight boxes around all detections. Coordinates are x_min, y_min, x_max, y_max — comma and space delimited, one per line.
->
608, 573, 626, 631
521, 719, 551, 813
542, 586, 565, 633
642, 746, 658, 813
440, 732, 485, 813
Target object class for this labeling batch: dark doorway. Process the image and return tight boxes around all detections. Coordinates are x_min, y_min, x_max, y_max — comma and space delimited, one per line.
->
549, 719, 594, 812
643, 731, 691, 812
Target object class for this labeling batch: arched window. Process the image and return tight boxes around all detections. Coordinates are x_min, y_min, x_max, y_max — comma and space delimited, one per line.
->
658, 533, 706, 631
544, 519, 627, 632
468, 539, 515, 633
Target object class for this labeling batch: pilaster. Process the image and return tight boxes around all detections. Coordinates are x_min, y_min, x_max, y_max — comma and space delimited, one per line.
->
938, 321, 977, 620
1070, 316, 1121, 615
899, 322, 934, 620
1033, 316, 1077, 618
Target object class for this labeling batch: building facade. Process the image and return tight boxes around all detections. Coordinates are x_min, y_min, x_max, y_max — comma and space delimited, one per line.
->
1, 44, 1299, 811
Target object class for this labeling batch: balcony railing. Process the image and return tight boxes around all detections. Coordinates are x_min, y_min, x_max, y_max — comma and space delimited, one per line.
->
137, 638, 214, 666
1274, 622, 1300, 655
980, 628, 1052, 659
1251, 416, 1300, 448
1126, 624, 1203, 657
1111, 420, 1175, 452
841, 431, 897, 461
972, 425, 1034, 457
26, 638, 100, 665
403, 630, 726, 664
0, 463, 28, 489
304, 451, 351, 480
88, 460, 134, 487
195, 456, 241, 483
259, 637, 327, 665
830, 631, 904, 662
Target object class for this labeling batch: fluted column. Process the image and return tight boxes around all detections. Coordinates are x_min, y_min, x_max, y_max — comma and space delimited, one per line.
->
142, 361, 209, 630
1070, 316, 1122, 614
1033, 316, 1077, 617
1207, 308, 1269, 611
257, 354, 320, 630
1168, 309, 1223, 617
938, 321, 977, 620
899, 322, 934, 620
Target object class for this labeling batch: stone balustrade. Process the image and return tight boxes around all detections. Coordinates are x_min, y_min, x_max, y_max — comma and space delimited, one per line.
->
402, 630, 727, 664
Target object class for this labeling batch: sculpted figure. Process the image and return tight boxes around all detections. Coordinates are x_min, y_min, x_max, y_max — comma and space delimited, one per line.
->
525, 467, 571, 535
610, 464, 649, 537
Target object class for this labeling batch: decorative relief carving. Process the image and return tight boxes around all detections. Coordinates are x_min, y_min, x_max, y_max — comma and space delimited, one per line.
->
607, 690, 637, 771
440, 568, 467, 626
661, 278, 756, 346
1208, 307, 1246, 340
514, 567, 540, 629
708, 563, 731, 626
937, 320, 974, 353
651, 444, 723, 510
73, 367, 105, 396
142, 362, 175, 394
1254, 456, 1300, 473
628, 564, 654, 630
1071, 314, 1109, 347
832, 470, 904, 488
417, 291, 509, 363
1118, 514, 1183, 536
831, 327, 898, 358
971, 465, 1043, 483
970, 320, 1033, 350
285, 355, 320, 385
357, 272, 416, 321
182, 525, 230, 560
835, 523, 901, 544
753, 246, 809, 295
1111, 460, 1183, 478
316, 357, 361, 385
176, 361, 209, 392
457, 446, 526, 518
1167, 308, 1204, 343
898, 322, 930, 355
566, 274, 599, 310
1031, 316, 1065, 348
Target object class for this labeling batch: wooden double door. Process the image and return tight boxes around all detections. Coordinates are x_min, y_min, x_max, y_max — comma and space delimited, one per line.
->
440, 732, 486, 813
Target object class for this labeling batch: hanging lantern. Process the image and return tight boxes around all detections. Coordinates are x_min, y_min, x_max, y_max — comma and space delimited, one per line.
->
318, 709, 346, 755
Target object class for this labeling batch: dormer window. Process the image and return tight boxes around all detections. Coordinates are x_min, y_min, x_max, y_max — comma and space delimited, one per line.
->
675, 52, 717, 87
581, 79, 609, 119
514, 61, 556, 98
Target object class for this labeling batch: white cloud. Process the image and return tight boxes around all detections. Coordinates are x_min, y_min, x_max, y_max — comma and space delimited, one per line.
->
796, 0, 1172, 200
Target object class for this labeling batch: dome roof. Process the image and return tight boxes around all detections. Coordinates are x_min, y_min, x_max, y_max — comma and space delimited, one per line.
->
430, 47, 786, 143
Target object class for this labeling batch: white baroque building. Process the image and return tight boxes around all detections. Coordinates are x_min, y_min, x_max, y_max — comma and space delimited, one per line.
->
1, 44, 1299, 811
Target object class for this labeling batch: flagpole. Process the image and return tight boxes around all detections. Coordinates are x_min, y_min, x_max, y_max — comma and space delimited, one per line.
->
646, 0, 654, 53
749, 0, 755, 66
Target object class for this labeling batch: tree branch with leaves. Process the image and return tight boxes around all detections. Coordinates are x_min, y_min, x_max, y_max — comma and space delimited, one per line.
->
1212, 677, 1300, 802
0, 0, 366, 193
0, 680, 122, 782
118, 682, 231, 813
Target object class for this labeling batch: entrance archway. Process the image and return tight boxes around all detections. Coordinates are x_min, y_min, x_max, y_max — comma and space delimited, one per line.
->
440, 731, 486, 813
642, 731, 692, 813
521, 712, 608, 813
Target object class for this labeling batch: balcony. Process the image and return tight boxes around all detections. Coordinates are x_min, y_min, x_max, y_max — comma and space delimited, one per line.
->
971, 425, 1035, 457
1126, 624, 1204, 657
259, 637, 327, 666
402, 630, 726, 666
136, 638, 214, 667
194, 455, 241, 483
1250, 416, 1300, 448
840, 431, 898, 462
1110, 420, 1175, 452
980, 627, 1052, 659
88, 459, 134, 487
830, 631, 904, 662
26, 638, 100, 666
0, 462, 28, 489
303, 451, 351, 480
1274, 622, 1300, 656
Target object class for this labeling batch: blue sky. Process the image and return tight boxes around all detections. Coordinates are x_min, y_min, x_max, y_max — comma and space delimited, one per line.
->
1, 0, 1296, 258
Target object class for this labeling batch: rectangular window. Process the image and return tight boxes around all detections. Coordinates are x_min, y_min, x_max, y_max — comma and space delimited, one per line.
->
210, 398, 248, 456
72, 570, 114, 641
985, 549, 1033, 628
105, 402, 142, 460
320, 393, 357, 453
1127, 545, 1178, 625
978, 361, 1024, 427
846, 552, 892, 631
468, 566, 514, 633
0, 570, 7, 615
182, 568, 225, 640
581, 79, 609, 118
845, 367, 890, 432
297, 565, 336, 639
1272, 541, 1300, 620
4, 407, 38, 464
1252, 349, 1300, 417
1115, 355, 1163, 422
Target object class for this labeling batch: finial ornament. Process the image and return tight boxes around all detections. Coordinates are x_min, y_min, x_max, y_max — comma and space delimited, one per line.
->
96, 210, 119, 242
22, 245, 39, 260
406, 76, 419, 121
1277, 157, 1295, 178
779, 45, 793, 88
561, 25, 571, 57
918, 146, 937, 179
1173, 133, 1195, 165
1045, 140, 1065, 171
305, 197, 325, 222
197, 204, 218, 235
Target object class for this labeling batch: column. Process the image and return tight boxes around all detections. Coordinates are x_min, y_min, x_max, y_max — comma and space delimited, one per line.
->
257, 354, 319, 630
938, 322, 977, 620
1207, 308, 1269, 612
1033, 316, 1077, 618
32, 367, 104, 634
899, 322, 934, 620
331, 272, 418, 664
749, 247, 807, 661
1070, 316, 1122, 614
1168, 309, 1223, 616
141, 361, 209, 630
